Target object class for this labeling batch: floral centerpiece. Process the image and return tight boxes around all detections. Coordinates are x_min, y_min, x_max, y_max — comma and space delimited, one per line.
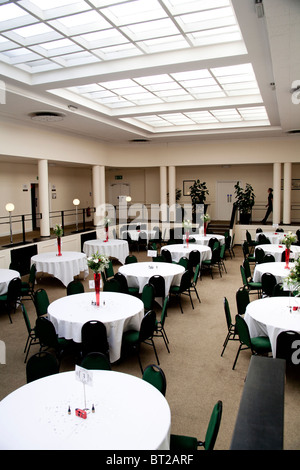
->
202, 213, 211, 236
87, 252, 110, 306
53, 224, 63, 256
284, 256, 300, 296
281, 232, 297, 269
183, 219, 192, 246
104, 217, 111, 242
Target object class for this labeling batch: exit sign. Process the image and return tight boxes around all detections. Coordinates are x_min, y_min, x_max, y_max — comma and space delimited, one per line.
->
115, 175, 123, 180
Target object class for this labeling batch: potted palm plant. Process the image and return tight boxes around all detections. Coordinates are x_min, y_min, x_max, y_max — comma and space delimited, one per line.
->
189, 180, 209, 221
234, 181, 255, 224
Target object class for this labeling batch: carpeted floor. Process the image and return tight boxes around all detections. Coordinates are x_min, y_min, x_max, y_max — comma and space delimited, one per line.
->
0, 243, 299, 450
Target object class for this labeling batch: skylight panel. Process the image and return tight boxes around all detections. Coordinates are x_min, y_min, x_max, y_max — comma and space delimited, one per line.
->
171, 70, 212, 80
185, 111, 218, 123
0, 3, 28, 21
94, 43, 142, 60
121, 18, 180, 41
137, 35, 189, 54
211, 108, 242, 121
161, 0, 230, 15
175, 7, 237, 34
135, 74, 172, 85
12, 23, 54, 38
101, 0, 167, 26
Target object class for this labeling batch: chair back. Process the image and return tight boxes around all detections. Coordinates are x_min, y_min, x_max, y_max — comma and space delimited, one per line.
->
153, 255, 167, 262
208, 237, 219, 249
162, 249, 172, 263
239, 265, 248, 288
204, 400, 223, 450
177, 257, 189, 270
211, 246, 221, 264
125, 255, 138, 264
258, 233, 270, 244
262, 254, 275, 263
142, 283, 155, 311
189, 250, 200, 268
21, 303, 32, 335
236, 287, 250, 316
242, 241, 250, 258
81, 320, 109, 358
142, 364, 167, 396
114, 272, 129, 294
255, 247, 265, 264
34, 288, 50, 317
159, 296, 169, 327
103, 278, 122, 292
193, 264, 200, 285
223, 297, 232, 330
7, 277, 21, 303
149, 275, 165, 299
235, 315, 252, 349
139, 310, 156, 343
104, 260, 114, 279
67, 280, 84, 295
35, 316, 58, 349
242, 258, 252, 279
261, 272, 277, 296
246, 230, 253, 244
276, 330, 300, 364
26, 351, 59, 383
28, 264, 37, 286
80, 352, 111, 370
179, 270, 192, 292
272, 282, 291, 297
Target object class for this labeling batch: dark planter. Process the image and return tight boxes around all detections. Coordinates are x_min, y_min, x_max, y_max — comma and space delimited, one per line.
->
240, 212, 251, 224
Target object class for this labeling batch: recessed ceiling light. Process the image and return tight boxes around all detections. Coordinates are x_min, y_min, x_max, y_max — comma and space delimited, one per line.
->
28, 111, 66, 122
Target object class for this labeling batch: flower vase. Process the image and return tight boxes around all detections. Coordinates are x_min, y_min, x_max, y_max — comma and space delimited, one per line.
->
204, 222, 207, 236
57, 237, 62, 256
94, 272, 100, 306
186, 231, 189, 248
285, 248, 290, 269
105, 226, 109, 242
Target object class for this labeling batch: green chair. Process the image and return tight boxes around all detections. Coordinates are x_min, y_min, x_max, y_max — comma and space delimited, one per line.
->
66, 279, 84, 295
261, 272, 277, 297
240, 265, 262, 297
190, 263, 201, 303
34, 288, 50, 318
114, 272, 139, 296
161, 249, 172, 263
257, 233, 271, 244
254, 246, 265, 264
35, 316, 71, 365
0, 277, 22, 323
141, 282, 155, 311
262, 253, 275, 263
26, 351, 59, 383
242, 241, 255, 264
219, 243, 227, 274
221, 297, 238, 357
246, 230, 258, 252
177, 256, 189, 270
152, 255, 167, 262
125, 254, 138, 264
104, 260, 114, 280
21, 264, 37, 302
81, 320, 110, 360
201, 246, 222, 279
154, 296, 170, 353
21, 303, 40, 363
170, 400, 223, 451
103, 278, 122, 292
169, 270, 194, 313
236, 287, 250, 316
232, 314, 272, 370
149, 275, 166, 304
80, 352, 111, 371
142, 364, 167, 396
121, 310, 159, 374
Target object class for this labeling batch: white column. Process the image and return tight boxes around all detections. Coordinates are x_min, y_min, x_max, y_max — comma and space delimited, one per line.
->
273, 163, 281, 225
168, 166, 176, 222
38, 159, 50, 237
92, 165, 103, 227
283, 162, 292, 225
160, 166, 168, 222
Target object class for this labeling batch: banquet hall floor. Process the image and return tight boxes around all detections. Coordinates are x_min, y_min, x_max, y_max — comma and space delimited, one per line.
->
0, 244, 300, 451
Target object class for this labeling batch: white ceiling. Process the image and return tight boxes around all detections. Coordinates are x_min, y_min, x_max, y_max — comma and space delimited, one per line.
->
0, 0, 299, 144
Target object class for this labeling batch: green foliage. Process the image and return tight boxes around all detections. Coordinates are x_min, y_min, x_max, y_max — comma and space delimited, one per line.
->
234, 181, 255, 215
189, 180, 209, 205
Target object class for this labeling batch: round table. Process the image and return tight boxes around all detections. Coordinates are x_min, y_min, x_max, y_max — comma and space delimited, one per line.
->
47, 292, 144, 363
254, 244, 300, 262
245, 296, 300, 356
255, 231, 295, 244
253, 262, 295, 284
190, 234, 225, 246
0, 370, 171, 450
118, 262, 185, 297
0, 269, 20, 295
161, 244, 211, 265
83, 239, 129, 265
31, 251, 89, 287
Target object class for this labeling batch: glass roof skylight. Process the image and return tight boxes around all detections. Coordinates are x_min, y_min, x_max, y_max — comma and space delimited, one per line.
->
0, 0, 271, 135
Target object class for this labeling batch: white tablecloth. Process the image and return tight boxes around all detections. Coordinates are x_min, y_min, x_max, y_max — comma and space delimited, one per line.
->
245, 296, 300, 356
48, 292, 144, 363
190, 234, 225, 246
31, 251, 89, 287
0, 269, 20, 295
161, 244, 211, 265
0, 370, 171, 450
118, 262, 185, 297
254, 244, 300, 262
83, 239, 129, 264
255, 232, 296, 244
253, 262, 295, 284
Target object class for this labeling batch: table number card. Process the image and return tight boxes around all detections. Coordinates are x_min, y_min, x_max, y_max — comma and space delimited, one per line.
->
75, 365, 93, 387
89, 279, 102, 289
147, 249, 157, 258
